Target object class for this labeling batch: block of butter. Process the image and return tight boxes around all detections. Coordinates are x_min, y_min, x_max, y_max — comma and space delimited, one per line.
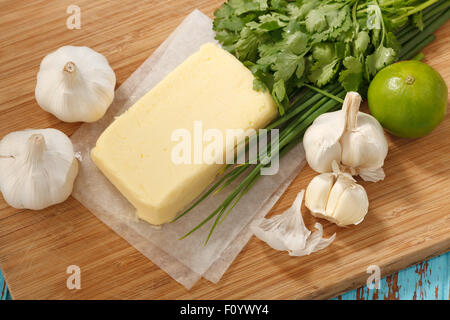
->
91, 43, 277, 225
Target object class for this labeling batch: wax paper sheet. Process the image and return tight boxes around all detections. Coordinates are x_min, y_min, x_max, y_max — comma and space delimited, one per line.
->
71, 10, 306, 290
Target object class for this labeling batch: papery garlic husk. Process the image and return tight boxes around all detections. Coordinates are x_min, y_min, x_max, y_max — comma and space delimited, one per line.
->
35, 46, 116, 123
305, 161, 369, 227
303, 91, 388, 182
0, 129, 78, 210
251, 190, 336, 256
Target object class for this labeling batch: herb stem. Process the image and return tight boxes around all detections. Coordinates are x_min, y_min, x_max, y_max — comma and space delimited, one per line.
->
392, 0, 440, 24
303, 84, 345, 103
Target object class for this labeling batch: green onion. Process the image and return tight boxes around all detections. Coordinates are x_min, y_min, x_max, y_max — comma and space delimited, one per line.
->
174, 0, 450, 243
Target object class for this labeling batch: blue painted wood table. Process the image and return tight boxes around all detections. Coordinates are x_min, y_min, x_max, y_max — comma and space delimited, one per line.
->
1, 253, 448, 300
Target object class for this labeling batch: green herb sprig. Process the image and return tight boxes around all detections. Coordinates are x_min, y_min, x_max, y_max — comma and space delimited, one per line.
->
174, 0, 449, 243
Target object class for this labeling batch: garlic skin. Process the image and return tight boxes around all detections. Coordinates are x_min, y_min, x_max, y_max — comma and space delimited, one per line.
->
35, 46, 116, 123
305, 162, 369, 227
0, 129, 78, 210
303, 91, 388, 182
251, 190, 336, 256
303, 110, 346, 173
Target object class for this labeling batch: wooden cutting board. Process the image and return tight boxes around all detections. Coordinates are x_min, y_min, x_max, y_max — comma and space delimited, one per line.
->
0, 0, 449, 300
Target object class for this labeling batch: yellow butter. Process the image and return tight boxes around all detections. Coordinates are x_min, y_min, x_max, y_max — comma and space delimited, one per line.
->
91, 43, 277, 225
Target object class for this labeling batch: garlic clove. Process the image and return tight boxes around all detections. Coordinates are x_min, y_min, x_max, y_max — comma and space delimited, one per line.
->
303, 110, 346, 172
305, 172, 335, 215
341, 113, 388, 176
305, 161, 370, 227
251, 190, 335, 256
35, 46, 116, 123
331, 183, 369, 226
325, 174, 356, 217
0, 128, 78, 210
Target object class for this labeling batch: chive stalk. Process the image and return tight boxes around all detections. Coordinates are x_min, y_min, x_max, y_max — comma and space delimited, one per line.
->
175, 1, 450, 242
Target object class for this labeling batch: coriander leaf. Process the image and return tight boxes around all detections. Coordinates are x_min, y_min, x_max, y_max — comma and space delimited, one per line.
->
213, 14, 244, 32
335, 42, 349, 59
272, 79, 287, 115
284, 31, 308, 55
312, 42, 335, 64
235, 27, 261, 61
295, 58, 306, 79
305, 9, 327, 33
286, 2, 302, 19
339, 56, 363, 92
365, 45, 396, 77
273, 52, 304, 81
297, 0, 320, 19
273, 79, 286, 101
308, 59, 339, 87
214, 3, 233, 19
253, 79, 267, 92
228, 0, 268, 16
355, 31, 370, 56
257, 53, 278, 66
270, 0, 288, 12
323, 4, 347, 29
215, 30, 239, 46
258, 13, 288, 31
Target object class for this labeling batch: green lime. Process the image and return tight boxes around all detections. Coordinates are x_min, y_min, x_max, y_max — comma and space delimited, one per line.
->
368, 60, 448, 138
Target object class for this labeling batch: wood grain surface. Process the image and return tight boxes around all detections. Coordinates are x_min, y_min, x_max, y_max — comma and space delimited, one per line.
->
0, 0, 449, 300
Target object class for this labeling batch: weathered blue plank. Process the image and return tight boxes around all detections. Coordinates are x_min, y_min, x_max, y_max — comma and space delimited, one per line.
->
0, 252, 448, 300
0, 270, 9, 300
336, 252, 450, 300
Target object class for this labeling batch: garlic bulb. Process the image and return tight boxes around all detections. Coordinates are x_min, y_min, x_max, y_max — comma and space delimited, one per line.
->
303, 91, 388, 182
305, 161, 369, 226
0, 129, 78, 210
35, 46, 116, 123
251, 190, 336, 256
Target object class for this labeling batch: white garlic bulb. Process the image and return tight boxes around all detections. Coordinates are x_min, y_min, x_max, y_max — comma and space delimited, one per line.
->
35, 46, 116, 123
0, 129, 79, 210
303, 91, 388, 182
251, 190, 336, 256
305, 161, 369, 226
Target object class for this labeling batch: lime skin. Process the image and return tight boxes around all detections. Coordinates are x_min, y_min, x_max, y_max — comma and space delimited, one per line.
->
368, 60, 448, 139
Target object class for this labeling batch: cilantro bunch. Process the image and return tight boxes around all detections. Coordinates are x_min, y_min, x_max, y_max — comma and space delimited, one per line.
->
213, 0, 440, 115
175, 0, 449, 243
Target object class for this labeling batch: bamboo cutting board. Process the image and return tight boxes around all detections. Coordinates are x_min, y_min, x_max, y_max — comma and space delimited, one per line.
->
0, 0, 449, 300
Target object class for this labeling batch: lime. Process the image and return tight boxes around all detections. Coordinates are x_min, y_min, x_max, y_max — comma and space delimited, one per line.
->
368, 60, 448, 138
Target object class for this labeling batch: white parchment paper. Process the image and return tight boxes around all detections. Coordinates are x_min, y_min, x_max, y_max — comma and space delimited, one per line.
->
71, 10, 306, 290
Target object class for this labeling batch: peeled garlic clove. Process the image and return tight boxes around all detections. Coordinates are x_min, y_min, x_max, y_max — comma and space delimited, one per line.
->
35, 46, 116, 123
305, 172, 335, 215
0, 129, 78, 210
325, 174, 356, 217
303, 110, 346, 172
251, 190, 335, 256
331, 183, 369, 226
